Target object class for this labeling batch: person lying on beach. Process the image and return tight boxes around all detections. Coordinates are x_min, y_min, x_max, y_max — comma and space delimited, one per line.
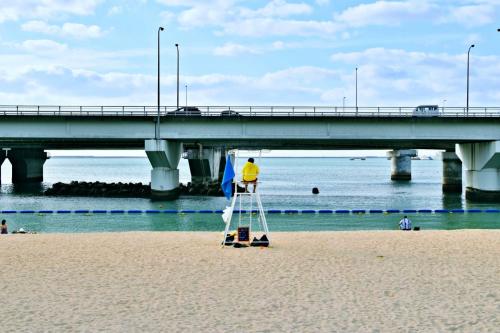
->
12, 228, 36, 234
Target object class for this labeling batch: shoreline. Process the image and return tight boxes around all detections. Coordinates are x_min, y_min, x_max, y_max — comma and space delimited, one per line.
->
2, 230, 499, 332
3, 228, 500, 234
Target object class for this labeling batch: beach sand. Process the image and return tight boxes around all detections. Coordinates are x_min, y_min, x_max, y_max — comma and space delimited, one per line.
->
1, 231, 499, 332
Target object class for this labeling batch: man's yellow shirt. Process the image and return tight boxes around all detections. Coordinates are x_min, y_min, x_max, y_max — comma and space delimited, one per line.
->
242, 162, 259, 181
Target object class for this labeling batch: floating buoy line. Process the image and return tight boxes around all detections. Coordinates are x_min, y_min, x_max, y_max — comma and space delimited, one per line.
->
1, 209, 499, 215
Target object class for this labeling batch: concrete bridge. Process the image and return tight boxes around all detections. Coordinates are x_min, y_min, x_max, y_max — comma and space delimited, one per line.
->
1, 105, 500, 201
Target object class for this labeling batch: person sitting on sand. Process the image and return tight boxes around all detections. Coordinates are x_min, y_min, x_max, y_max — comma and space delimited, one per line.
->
242, 158, 259, 193
399, 216, 412, 231
1, 220, 7, 234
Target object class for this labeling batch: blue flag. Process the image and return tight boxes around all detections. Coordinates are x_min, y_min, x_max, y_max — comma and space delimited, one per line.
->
221, 154, 235, 200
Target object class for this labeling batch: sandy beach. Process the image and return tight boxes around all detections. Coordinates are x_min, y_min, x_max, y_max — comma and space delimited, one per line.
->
1, 231, 499, 332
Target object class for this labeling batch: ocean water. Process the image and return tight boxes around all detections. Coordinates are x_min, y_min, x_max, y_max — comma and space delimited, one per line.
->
1, 157, 499, 233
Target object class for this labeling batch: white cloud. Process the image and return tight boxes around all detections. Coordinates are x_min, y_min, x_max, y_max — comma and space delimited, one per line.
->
21, 39, 68, 53
220, 18, 339, 37
60, 23, 103, 39
21, 21, 104, 39
334, 1, 436, 27
21, 20, 59, 34
177, 4, 231, 28
108, 6, 123, 16
0, 42, 153, 78
258, 66, 339, 93
0, 0, 102, 22
158, 0, 239, 28
156, 0, 204, 6
332, 1, 500, 29
328, 48, 500, 106
0, 64, 340, 105
239, 0, 313, 18
443, 4, 496, 26
213, 43, 259, 56
156, 0, 500, 37
1, 36, 500, 108
160, 11, 175, 23
160, 0, 338, 37
213, 40, 306, 56
340, 31, 351, 40
1, 55, 500, 107
272, 41, 285, 50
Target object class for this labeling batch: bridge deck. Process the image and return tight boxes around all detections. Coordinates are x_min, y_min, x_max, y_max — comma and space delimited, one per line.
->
0, 105, 499, 150
1, 105, 500, 118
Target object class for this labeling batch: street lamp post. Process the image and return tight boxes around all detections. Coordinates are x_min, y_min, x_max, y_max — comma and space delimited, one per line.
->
156, 26, 164, 139
343, 96, 346, 112
355, 67, 358, 115
175, 43, 180, 110
185, 84, 188, 107
466, 44, 474, 116
442, 99, 447, 113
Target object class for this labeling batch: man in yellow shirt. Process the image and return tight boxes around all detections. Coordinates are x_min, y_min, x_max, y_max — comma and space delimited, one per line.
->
242, 158, 259, 193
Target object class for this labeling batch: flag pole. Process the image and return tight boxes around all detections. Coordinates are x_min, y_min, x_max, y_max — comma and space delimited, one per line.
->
233, 149, 238, 195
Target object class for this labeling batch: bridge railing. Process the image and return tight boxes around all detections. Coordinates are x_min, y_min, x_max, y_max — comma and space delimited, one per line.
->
0, 105, 500, 117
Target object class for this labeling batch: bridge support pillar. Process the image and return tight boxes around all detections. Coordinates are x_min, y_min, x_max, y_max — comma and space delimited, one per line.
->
457, 141, 500, 202
184, 146, 224, 184
441, 150, 462, 193
0, 151, 5, 184
145, 139, 182, 200
8, 148, 48, 183
387, 149, 417, 181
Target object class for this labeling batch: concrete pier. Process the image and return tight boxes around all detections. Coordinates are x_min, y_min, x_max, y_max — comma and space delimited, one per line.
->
145, 139, 182, 200
0, 152, 4, 184
457, 141, 500, 202
441, 151, 462, 193
184, 147, 223, 184
387, 149, 417, 181
8, 148, 48, 183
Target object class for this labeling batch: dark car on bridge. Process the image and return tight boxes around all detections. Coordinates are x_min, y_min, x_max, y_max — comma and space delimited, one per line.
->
220, 110, 241, 117
167, 106, 201, 116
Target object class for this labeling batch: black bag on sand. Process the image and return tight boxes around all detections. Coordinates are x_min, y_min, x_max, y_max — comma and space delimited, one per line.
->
222, 234, 235, 246
233, 242, 248, 248
250, 237, 259, 246
250, 234, 269, 247
259, 234, 269, 247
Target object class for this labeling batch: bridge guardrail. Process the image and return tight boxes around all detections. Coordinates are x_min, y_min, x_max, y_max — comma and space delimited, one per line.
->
0, 105, 500, 117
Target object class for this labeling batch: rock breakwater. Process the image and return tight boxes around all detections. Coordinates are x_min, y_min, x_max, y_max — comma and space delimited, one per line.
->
43, 181, 230, 198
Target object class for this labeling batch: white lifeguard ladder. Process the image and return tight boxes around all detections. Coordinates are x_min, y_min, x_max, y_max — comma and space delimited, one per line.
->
221, 150, 270, 246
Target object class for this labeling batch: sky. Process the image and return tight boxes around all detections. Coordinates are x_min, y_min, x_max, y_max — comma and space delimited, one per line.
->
0, 0, 499, 157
